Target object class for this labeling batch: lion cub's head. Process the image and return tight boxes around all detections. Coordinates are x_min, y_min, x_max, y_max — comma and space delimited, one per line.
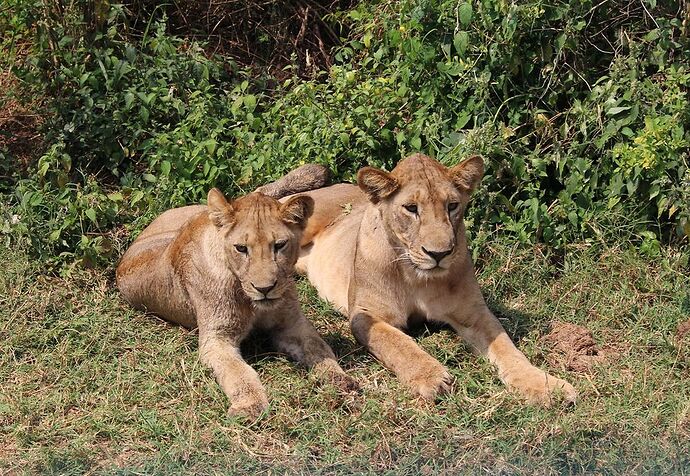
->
206, 189, 314, 305
357, 153, 484, 277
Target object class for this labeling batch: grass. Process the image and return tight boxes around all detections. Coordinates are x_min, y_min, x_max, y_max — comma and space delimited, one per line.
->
1, 240, 689, 475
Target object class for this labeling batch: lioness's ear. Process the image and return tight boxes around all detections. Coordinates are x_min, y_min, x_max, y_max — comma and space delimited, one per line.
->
207, 188, 235, 227
357, 167, 399, 203
449, 155, 484, 193
280, 195, 314, 229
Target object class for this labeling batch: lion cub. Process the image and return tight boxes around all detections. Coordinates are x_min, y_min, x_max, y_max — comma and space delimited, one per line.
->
116, 188, 357, 419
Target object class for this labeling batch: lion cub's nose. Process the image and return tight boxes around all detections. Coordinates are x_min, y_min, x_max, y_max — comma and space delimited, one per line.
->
422, 246, 453, 264
252, 282, 277, 296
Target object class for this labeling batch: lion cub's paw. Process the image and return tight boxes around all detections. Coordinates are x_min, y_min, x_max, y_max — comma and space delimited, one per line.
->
228, 398, 269, 421
509, 369, 577, 407
408, 366, 454, 401
313, 360, 360, 393
330, 372, 360, 393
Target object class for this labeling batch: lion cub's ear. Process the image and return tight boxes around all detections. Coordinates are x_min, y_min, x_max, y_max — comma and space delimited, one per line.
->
207, 188, 236, 228
280, 195, 314, 229
449, 155, 484, 193
357, 167, 399, 203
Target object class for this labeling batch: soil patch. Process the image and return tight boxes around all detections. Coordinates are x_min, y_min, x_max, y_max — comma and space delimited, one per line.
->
676, 319, 690, 342
542, 321, 608, 373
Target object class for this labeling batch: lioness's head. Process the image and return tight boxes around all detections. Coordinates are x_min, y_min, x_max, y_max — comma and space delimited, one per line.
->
206, 189, 314, 305
357, 153, 483, 276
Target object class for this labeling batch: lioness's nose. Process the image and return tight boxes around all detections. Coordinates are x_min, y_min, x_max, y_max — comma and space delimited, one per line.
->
422, 246, 453, 264
251, 281, 277, 296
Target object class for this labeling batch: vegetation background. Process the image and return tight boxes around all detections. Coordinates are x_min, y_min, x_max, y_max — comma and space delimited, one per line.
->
0, 0, 688, 474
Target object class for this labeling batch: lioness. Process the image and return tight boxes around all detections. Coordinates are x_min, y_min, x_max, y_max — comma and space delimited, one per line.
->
116, 188, 357, 419
286, 154, 577, 405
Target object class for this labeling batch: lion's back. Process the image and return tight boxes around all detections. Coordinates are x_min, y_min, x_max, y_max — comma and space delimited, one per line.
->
116, 205, 208, 327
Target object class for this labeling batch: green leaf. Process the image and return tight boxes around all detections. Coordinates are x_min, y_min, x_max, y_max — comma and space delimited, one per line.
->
453, 31, 469, 56
607, 106, 631, 116
124, 92, 134, 109
205, 140, 217, 155
131, 190, 145, 206
459, 3, 472, 26
85, 208, 97, 223
143, 174, 157, 183
410, 136, 422, 150
243, 95, 257, 111
160, 160, 171, 176
363, 32, 373, 48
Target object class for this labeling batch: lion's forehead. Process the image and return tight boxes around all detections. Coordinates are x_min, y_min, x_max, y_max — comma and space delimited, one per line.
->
228, 207, 293, 247
392, 158, 457, 200
231, 218, 292, 243
397, 178, 458, 206
392, 153, 447, 176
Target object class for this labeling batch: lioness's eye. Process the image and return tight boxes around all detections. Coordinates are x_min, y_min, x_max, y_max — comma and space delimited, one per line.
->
403, 204, 418, 214
448, 202, 459, 212
274, 240, 287, 252
234, 244, 248, 254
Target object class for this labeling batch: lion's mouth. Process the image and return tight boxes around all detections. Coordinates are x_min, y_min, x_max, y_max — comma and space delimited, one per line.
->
252, 296, 281, 305
410, 262, 451, 278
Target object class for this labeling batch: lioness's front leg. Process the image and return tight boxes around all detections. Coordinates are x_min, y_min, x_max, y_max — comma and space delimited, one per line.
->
350, 312, 452, 400
270, 309, 358, 392
198, 330, 269, 419
447, 305, 577, 405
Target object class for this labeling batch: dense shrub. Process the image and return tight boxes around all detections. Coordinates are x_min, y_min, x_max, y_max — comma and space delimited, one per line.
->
1, 0, 688, 266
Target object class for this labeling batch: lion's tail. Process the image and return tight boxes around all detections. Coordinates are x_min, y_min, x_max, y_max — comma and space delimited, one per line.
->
255, 164, 331, 199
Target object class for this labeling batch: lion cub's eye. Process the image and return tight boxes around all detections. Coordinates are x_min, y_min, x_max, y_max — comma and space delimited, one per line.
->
403, 204, 418, 214
274, 240, 288, 252
448, 202, 459, 212
234, 244, 248, 254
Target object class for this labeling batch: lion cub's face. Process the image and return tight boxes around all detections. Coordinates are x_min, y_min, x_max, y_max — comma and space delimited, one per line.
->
358, 154, 484, 276
207, 189, 313, 305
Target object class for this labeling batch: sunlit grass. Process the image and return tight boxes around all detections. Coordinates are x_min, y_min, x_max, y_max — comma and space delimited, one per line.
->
1, 242, 688, 474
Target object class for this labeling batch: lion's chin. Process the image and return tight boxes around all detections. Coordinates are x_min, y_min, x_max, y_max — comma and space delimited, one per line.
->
251, 296, 282, 307
409, 263, 451, 280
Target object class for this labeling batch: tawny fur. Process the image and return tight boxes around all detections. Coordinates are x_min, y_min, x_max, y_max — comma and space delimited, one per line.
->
116, 189, 357, 420
284, 154, 577, 405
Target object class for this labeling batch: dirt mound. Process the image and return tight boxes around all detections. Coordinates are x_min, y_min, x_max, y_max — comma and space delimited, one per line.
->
542, 321, 606, 373
676, 319, 690, 342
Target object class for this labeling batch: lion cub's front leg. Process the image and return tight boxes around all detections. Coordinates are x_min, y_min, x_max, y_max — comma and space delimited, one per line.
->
269, 309, 358, 392
198, 330, 269, 420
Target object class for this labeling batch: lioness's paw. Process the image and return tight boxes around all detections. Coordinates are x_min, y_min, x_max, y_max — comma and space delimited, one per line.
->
228, 399, 269, 421
409, 366, 453, 401
508, 369, 577, 406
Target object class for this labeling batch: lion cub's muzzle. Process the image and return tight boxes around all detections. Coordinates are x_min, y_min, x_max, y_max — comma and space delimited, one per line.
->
244, 279, 286, 304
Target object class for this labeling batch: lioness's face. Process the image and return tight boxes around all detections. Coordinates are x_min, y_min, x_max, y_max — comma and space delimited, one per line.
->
358, 154, 483, 276
207, 189, 313, 305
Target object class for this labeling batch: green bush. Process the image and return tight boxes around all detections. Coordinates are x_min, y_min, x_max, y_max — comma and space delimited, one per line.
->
1, 0, 688, 267
6, 6, 270, 265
